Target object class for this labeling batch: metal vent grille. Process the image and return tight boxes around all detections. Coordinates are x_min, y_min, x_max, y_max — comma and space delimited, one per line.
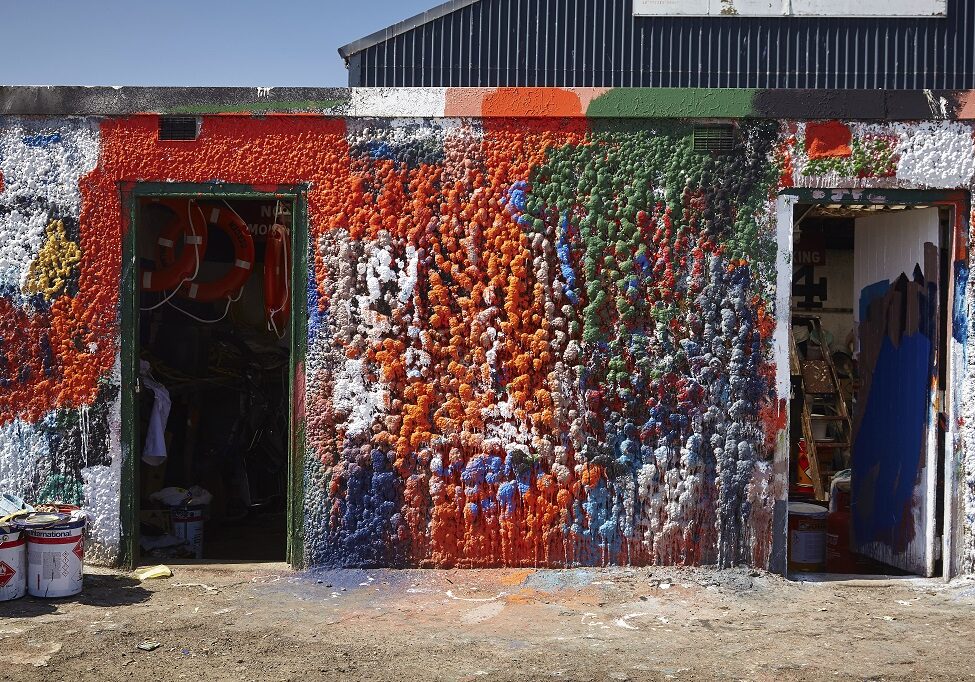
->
158, 117, 199, 141
693, 126, 735, 153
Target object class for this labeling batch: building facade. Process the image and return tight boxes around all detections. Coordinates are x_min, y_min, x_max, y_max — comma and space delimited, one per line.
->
0, 86, 972, 576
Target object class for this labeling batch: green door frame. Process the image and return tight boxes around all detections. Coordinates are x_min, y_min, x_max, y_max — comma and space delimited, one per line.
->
119, 182, 309, 569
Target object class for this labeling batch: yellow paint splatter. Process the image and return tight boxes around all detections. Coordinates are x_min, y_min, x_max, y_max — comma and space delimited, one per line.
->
24, 219, 81, 301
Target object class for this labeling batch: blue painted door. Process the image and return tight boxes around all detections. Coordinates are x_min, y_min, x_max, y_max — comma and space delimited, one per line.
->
851, 208, 941, 576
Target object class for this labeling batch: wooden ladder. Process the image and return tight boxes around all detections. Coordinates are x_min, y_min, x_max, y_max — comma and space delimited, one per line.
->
791, 314, 853, 501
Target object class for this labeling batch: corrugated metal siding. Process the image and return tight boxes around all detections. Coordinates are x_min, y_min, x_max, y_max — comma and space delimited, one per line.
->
346, 0, 974, 89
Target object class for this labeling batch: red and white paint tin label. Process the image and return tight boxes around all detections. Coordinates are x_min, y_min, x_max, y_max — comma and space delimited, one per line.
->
26, 522, 84, 598
0, 529, 26, 601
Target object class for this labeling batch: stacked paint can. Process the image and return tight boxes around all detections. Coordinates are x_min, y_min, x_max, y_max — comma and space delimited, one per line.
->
170, 504, 207, 559
16, 509, 87, 598
788, 502, 828, 572
0, 524, 26, 601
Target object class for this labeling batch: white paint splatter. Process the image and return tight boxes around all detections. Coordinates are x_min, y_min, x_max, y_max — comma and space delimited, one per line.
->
895, 122, 975, 188
81, 357, 123, 564
332, 357, 384, 439
0, 120, 99, 294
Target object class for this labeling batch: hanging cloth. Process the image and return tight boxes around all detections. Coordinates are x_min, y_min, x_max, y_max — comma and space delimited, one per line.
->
140, 360, 172, 466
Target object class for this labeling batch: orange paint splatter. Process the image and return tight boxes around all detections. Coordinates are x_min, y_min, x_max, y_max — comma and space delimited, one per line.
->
481, 88, 584, 118
805, 121, 853, 159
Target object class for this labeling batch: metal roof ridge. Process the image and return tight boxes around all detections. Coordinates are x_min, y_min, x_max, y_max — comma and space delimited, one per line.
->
337, 0, 482, 60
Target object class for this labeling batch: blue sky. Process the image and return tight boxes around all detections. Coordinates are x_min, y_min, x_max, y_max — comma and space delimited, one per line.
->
1, 0, 437, 87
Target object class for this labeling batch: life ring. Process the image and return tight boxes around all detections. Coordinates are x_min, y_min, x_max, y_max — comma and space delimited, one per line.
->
263, 224, 290, 335
163, 203, 255, 302
141, 199, 208, 292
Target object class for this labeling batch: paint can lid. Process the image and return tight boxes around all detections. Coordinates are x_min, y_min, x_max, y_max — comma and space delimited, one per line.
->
789, 502, 828, 518
12, 512, 70, 529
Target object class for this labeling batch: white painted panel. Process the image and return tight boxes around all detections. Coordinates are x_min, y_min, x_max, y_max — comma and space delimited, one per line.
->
774, 194, 797, 574
791, 0, 945, 16
634, 0, 945, 16
633, 0, 710, 15
853, 208, 939, 325
723, 0, 782, 13
852, 206, 941, 576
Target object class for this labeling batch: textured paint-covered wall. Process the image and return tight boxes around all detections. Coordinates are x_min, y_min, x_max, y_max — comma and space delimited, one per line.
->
0, 118, 122, 563
0, 98, 972, 573
304, 118, 785, 568
306, 115, 975, 571
0, 114, 350, 563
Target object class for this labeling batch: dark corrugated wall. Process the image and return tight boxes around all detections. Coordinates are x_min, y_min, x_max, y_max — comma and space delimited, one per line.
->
346, 0, 973, 89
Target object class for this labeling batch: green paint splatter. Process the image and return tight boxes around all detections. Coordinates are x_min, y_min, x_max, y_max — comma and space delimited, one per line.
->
587, 89, 758, 119
802, 135, 898, 178
518, 120, 779, 399
36, 473, 83, 506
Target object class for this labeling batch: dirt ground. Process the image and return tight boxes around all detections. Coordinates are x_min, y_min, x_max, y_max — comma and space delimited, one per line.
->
1, 563, 974, 682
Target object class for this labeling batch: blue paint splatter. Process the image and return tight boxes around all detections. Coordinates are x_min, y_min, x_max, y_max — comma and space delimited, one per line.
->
859, 280, 890, 326
22, 133, 61, 148
306, 275, 325, 345
953, 261, 969, 345
851, 333, 931, 552
557, 212, 580, 305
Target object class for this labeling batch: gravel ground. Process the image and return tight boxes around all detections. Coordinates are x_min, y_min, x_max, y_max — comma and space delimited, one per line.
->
1, 563, 974, 681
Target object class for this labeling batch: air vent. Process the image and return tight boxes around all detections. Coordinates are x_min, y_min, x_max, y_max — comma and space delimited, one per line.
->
693, 125, 735, 154
158, 117, 200, 141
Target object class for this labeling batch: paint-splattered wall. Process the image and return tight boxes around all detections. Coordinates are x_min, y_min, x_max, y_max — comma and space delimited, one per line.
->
0, 119, 121, 563
304, 116, 975, 572
0, 99, 972, 573
304, 119, 784, 569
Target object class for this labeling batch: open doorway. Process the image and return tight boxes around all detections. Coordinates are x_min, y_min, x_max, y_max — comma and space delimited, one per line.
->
788, 200, 950, 578
134, 195, 293, 563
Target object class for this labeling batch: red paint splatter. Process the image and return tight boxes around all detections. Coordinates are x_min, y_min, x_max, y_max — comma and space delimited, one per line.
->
805, 121, 853, 159
779, 136, 796, 187
760, 396, 788, 453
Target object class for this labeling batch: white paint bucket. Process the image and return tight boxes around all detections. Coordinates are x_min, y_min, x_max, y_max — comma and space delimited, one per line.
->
26, 517, 85, 598
0, 526, 26, 601
788, 502, 828, 572
171, 505, 207, 559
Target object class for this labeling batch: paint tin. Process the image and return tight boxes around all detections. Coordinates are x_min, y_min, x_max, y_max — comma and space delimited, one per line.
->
25, 516, 85, 598
170, 504, 207, 559
0, 526, 26, 601
788, 502, 828, 572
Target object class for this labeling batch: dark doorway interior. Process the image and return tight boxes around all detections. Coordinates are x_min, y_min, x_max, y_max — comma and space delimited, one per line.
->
136, 197, 291, 562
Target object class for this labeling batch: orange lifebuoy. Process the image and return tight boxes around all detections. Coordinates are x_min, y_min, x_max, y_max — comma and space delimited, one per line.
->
263, 223, 290, 335
141, 199, 208, 292
162, 203, 255, 303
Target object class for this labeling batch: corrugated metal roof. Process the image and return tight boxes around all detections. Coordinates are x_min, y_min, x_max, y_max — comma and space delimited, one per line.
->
338, 0, 481, 60
341, 0, 974, 89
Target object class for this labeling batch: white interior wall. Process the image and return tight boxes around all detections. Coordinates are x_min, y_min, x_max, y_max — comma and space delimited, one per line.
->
853, 208, 940, 324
